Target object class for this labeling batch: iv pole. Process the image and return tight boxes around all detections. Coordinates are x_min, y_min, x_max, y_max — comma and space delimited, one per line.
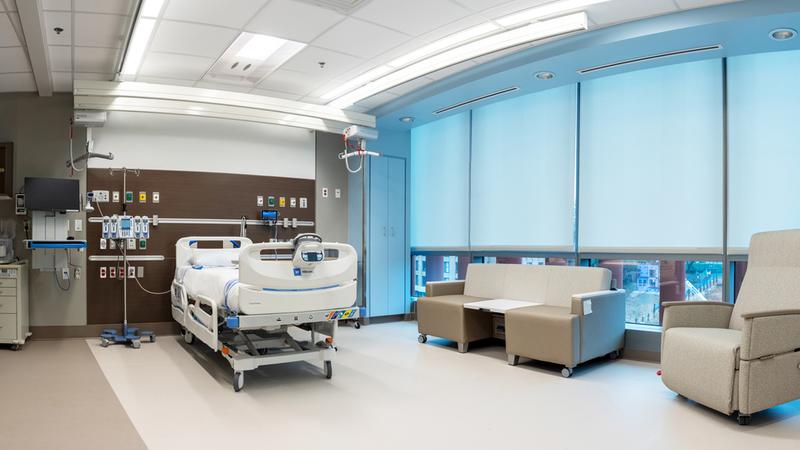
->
100, 167, 155, 348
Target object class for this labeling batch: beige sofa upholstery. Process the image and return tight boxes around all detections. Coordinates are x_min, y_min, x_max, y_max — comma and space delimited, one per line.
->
417, 264, 625, 375
661, 229, 800, 425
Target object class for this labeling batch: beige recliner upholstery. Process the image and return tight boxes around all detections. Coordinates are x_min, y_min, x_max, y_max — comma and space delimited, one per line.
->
417, 264, 626, 377
661, 229, 800, 425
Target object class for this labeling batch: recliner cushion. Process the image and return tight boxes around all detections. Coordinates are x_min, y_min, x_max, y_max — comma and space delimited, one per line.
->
661, 327, 742, 414
505, 305, 579, 368
544, 266, 611, 308
417, 295, 492, 343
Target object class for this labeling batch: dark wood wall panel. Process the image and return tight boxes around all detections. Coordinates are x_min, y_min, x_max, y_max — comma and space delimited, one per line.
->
87, 168, 315, 324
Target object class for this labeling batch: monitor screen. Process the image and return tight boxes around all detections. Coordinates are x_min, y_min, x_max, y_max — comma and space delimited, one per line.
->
24, 177, 80, 211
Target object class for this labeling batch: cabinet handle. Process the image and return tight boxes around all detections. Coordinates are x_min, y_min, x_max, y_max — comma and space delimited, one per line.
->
390, 226, 395, 237
382, 226, 386, 237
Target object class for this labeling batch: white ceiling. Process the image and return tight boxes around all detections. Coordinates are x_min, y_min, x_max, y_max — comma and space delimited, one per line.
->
0, 0, 741, 109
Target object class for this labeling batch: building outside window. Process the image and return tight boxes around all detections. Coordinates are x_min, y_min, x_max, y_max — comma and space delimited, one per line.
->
411, 255, 465, 297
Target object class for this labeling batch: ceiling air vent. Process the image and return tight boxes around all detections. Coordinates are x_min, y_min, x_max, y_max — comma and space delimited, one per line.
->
295, 0, 369, 13
578, 44, 722, 75
433, 86, 519, 115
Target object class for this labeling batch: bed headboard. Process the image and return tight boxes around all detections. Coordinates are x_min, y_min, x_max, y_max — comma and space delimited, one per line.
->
175, 236, 253, 267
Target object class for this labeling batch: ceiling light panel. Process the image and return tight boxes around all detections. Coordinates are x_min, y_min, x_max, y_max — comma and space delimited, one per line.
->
121, 18, 155, 76
140, 0, 165, 18
388, 22, 500, 68
496, 0, 611, 26
329, 12, 588, 108
204, 32, 307, 87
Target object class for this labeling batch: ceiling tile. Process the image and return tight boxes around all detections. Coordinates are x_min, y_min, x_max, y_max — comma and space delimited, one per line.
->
150, 21, 238, 58
387, 76, 435, 97
52, 71, 73, 92
194, 81, 253, 93
353, 0, 470, 36
74, 46, 119, 73
74, 0, 135, 15
43, 11, 71, 45
258, 69, 320, 96
136, 76, 196, 86
675, 0, 739, 8
139, 52, 214, 80
450, 0, 516, 11
0, 47, 30, 73
164, 0, 268, 29
0, 72, 35, 92
0, 12, 20, 46
48, 45, 72, 71
245, 0, 344, 43
282, 46, 363, 79
587, 0, 678, 26
73, 72, 114, 81
354, 91, 399, 110
251, 88, 303, 101
75, 13, 128, 48
42, 0, 71, 11
313, 18, 408, 59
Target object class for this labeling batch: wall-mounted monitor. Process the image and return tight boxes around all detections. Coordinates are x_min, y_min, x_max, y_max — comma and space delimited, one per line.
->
24, 177, 80, 211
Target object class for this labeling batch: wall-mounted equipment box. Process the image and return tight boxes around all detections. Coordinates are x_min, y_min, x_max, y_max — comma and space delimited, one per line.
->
0, 143, 13, 199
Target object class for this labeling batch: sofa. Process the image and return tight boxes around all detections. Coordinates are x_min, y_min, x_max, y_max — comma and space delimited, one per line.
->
417, 263, 626, 376
661, 229, 800, 425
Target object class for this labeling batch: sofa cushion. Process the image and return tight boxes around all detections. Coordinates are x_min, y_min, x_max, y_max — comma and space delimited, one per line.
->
503, 264, 548, 303
464, 264, 507, 299
544, 266, 611, 308
505, 305, 580, 367
661, 327, 741, 414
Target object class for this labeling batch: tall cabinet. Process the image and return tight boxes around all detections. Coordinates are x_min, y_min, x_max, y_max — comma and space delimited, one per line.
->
368, 156, 407, 317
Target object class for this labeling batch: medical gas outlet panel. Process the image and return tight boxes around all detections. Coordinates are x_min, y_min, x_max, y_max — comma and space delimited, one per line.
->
102, 215, 150, 240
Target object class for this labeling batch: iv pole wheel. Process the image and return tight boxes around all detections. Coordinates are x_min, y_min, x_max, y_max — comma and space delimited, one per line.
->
233, 372, 244, 392
324, 361, 333, 379
354, 321, 361, 329
100, 338, 110, 347
131, 339, 141, 349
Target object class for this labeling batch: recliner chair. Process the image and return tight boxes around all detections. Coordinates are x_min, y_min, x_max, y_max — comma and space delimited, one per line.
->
661, 229, 800, 425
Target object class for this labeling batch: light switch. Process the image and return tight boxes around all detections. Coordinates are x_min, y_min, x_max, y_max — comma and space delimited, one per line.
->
335, 188, 341, 199
74, 219, 82, 232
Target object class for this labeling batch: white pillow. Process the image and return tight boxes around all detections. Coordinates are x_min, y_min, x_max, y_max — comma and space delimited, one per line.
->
190, 249, 239, 267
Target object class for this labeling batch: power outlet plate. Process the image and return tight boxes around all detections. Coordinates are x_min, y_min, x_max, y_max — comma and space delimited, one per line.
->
127, 266, 135, 279
93, 190, 110, 202
152, 192, 160, 203
137, 266, 144, 278
112, 191, 120, 202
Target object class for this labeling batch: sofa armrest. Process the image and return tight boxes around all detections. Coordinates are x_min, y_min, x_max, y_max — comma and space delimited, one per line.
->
570, 290, 626, 316
425, 280, 465, 297
740, 310, 800, 360
661, 301, 734, 331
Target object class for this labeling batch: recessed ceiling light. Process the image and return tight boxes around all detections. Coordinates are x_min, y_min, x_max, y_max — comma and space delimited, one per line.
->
140, 0, 165, 18
237, 34, 289, 61
496, 0, 611, 27
535, 71, 555, 80
399, 116, 414, 124
120, 18, 155, 76
770, 28, 796, 41
203, 32, 306, 86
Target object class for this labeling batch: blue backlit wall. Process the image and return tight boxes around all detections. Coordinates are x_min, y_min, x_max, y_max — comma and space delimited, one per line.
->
471, 85, 577, 251
579, 59, 724, 253
728, 50, 800, 252
410, 112, 470, 249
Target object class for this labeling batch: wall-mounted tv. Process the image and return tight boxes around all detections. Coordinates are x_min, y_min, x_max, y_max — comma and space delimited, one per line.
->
24, 177, 80, 211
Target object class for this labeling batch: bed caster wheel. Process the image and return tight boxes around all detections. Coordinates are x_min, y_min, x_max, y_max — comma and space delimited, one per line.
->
737, 414, 751, 426
10, 344, 20, 351
324, 361, 333, 379
184, 331, 194, 345
561, 367, 573, 378
149, 335, 156, 343
354, 321, 361, 329
131, 339, 141, 349
100, 338, 110, 348
608, 349, 622, 360
418, 334, 427, 344
233, 372, 244, 392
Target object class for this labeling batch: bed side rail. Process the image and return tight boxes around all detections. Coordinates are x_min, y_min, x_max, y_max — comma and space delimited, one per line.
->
175, 236, 253, 267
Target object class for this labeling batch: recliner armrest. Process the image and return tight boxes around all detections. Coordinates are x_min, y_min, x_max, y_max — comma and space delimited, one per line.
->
425, 280, 465, 297
740, 310, 800, 360
661, 302, 734, 331
570, 290, 626, 316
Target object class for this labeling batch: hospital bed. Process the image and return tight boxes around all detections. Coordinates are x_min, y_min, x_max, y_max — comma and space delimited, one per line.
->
170, 234, 359, 391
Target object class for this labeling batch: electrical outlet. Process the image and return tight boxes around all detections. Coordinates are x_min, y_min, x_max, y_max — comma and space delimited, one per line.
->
109, 267, 116, 279
127, 266, 135, 279
290, 197, 297, 208
109, 239, 117, 250
100, 238, 107, 250
127, 238, 136, 250
299, 197, 308, 208
335, 188, 341, 199
138, 191, 147, 203
322, 187, 329, 198
279, 197, 286, 207
152, 192, 160, 203
99, 267, 107, 279
139, 239, 147, 250
125, 191, 134, 203
137, 266, 144, 278
93, 190, 110, 202
257, 195, 264, 207
118, 266, 124, 280
112, 191, 120, 202
74, 219, 82, 232
75, 267, 81, 280
62, 267, 70, 280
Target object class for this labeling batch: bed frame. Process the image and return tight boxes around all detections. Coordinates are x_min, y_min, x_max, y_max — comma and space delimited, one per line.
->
171, 236, 359, 392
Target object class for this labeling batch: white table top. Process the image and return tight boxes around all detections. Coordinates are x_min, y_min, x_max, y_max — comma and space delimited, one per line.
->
463, 299, 543, 314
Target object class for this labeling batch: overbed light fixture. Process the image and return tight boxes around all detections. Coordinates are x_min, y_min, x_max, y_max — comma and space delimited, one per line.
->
203, 32, 306, 86
496, 0, 610, 27
328, 12, 589, 108
120, 0, 164, 77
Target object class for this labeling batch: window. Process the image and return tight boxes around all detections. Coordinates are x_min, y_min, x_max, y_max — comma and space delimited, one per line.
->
411, 254, 466, 297
587, 259, 724, 326
579, 59, 723, 253
479, 256, 576, 266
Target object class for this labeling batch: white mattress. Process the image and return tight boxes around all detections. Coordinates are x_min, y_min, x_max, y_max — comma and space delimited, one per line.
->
176, 265, 242, 312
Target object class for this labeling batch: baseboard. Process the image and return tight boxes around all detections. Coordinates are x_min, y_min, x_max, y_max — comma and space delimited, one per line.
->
362, 314, 407, 325
623, 349, 660, 363
30, 322, 180, 340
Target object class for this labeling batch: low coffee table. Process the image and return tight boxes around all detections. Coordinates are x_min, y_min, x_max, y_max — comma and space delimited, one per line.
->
463, 299, 543, 340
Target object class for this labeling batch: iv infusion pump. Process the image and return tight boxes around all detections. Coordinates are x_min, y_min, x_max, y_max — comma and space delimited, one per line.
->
102, 215, 150, 240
